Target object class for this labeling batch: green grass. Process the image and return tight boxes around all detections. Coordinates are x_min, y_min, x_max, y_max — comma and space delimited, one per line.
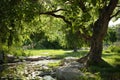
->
88, 51, 120, 80
24, 49, 88, 59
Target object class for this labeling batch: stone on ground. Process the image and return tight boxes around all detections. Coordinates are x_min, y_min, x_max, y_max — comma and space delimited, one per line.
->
56, 66, 84, 80
56, 57, 85, 80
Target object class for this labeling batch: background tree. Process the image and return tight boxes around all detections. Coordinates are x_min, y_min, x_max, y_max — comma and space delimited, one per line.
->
24, 16, 65, 49
0, 0, 42, 62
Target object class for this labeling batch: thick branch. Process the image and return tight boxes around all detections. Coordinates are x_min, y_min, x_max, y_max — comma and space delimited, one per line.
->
40, 9, 72, 25
49, 14, 72, 25
106, 0, 118, 16
40, 9, 66, 14
110, 10, 120, 19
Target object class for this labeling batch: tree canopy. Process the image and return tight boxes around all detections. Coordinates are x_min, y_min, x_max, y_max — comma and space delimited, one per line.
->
0, 0, 120, 65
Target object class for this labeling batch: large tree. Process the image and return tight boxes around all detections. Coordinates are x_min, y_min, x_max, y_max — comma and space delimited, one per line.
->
77, 0, 119, 65
40, 0, 120, 65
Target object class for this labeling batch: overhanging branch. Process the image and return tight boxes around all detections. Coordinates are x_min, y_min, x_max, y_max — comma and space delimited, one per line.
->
40, 9, 72, 25
40, 9, 66, 14
49, 14, 72, 25
106, 0, 118, 16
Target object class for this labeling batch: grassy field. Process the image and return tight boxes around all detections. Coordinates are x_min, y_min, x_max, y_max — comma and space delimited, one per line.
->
24, 49, 120, 65
24, 49, 119, 63
24, 49, 120, 80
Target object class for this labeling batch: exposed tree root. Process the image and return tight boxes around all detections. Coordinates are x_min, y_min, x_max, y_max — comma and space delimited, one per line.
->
77, 55, 112, 67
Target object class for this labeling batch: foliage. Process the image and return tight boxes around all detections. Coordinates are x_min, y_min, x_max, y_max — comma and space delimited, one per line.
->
104, 27, 117, 44
0, 0, 119, 50
23, 16, 66, 49
0, 0, 120, 65
0, 0, 41, 52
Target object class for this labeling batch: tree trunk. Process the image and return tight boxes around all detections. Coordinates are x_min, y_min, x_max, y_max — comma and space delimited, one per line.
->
87, 20, 107, 65
77, 0, 118, 66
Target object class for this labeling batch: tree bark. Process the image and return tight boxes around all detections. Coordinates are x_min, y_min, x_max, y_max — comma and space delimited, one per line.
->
87, 20, 108, 65
78, 0, 118, 66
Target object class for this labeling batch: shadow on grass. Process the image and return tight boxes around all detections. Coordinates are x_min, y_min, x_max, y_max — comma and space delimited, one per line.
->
52, 50, 88, 59
114, 58, 120, 68
88, 60, 120, 80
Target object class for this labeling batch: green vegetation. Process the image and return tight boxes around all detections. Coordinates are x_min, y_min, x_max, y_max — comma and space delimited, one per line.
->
0, 0, 120, 79
25, 49, 88, 59
24, 47, 120, 66
0, 0, 120, 65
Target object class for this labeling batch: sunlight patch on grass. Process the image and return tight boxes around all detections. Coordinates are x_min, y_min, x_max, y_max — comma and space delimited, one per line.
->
24, 49, 88, 59
25, 49, 66, 56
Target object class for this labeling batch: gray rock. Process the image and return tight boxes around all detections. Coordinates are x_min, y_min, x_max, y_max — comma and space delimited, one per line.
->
56, 66, 84, 80
43, 76, 56, 80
